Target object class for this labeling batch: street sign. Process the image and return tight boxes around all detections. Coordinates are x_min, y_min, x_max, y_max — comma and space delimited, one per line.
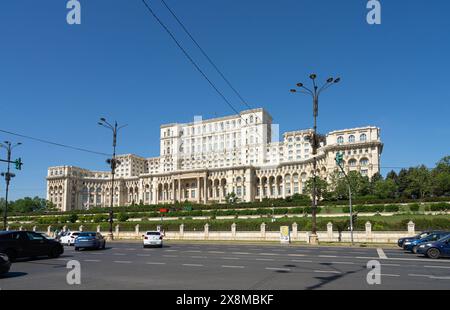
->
280, 226, 290, 244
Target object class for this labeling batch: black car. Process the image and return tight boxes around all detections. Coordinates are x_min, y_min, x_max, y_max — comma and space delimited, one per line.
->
397, 231, 432, 247
0, 252, 11, 275
0, 231, 64, 262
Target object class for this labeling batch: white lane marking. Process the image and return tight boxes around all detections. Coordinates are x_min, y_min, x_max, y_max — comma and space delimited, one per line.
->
232, 252, 251, 255
330, 261, 355, 265
113, 261, 132, 264
377, 248, 388, 259
163, 255, 178, 257
125, 248, 136, 251
165, 249, 178, 252
186, 250, 201, 253
314, 270, 341, 274
318, 255, 337, 258
381, 274, 400, 277
424, 265, 450, 269
259, 253, 279, 256
407, 273, 450, 280
84, 259, 100, 262
208, 251, 225, 254
182, 263, 204, 267
287, 254, 305, 257
222, 265, 245, 269
89, 252, 104, 255
265, 267, 291, 271
56, 258, 72, 261
190, 256, 207, 259
113, 253, 126, 256
291, 260, 313, 263
256, 258, 274, 261
146, 262, 166, 265
382, 263, 400, 267
221, 257, 240, 260
137, 254, 151, 257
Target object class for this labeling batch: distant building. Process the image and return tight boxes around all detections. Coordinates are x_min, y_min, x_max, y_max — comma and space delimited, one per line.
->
47, 108, 383, 211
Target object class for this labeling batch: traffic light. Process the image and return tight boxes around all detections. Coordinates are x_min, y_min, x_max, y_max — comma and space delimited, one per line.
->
14, 158, 23, 170
335, 152, 344, 166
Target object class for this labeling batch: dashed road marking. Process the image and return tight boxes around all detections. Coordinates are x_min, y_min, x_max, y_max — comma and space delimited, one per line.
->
377, 248, 388, 259
84, 259, 101, 262
381, 274, 400, 277
222, 265, 245, 269
208, 251, 225, 254
256, 258, 274, 261
318, 255, 337, 258
424, 265, 450, 269
146, 262, 166, 265
265, 267, 291, 271
113, 261, 131, 264
182, 263, 204, 267
221, 257, 240, 260
330, 261, 355, 265
314, 270, 341, 274
232, 252, 251, 255
291, 260, 313, 263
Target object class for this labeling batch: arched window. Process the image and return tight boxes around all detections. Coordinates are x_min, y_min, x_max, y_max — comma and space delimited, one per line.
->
360, 158, 369, 166
348, 135, 355, 143
360, 134, 367, 142
348, 159, 357, 167
337, 136, 344, 144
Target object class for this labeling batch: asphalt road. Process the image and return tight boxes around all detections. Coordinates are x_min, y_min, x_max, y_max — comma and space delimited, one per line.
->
1, 242, 449, 290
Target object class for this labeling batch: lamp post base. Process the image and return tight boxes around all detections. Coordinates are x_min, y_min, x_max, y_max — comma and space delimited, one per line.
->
106, 232, 114, 241
309, 233, 319, 245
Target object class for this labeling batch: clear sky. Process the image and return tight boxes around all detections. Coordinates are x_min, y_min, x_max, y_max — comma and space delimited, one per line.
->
0, 0, 449, 200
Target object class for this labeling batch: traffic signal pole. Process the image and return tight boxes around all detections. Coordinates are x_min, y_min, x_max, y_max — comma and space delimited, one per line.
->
0, 141, 22, 231
335, 152, 354, 245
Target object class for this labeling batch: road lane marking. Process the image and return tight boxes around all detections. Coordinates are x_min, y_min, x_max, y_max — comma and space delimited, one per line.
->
232, 252, 251, 255
259, 253, 279, 256
163, 255, 178, 257
113, 261, 132, 264
182, 264, 204, 267
165, 249, 178, 252
424, 265, 450, 269
146, 262, 166, 265
377, 248, 388, 259
265, 267, 291, 271
221, 257, 240, 260
287, 254, 306, 257
221, 265, 245, 269
208, 251, 225, 254
56, 258, 72, 261
318, 255, 337, 258
381, 274, 400, 277
137, 254, 151, 257
256, 258, 274, 261
113, 253, 126, 256
190, 256, 207, 259
84, 259, 100, 262
186, 250, 202, 253
330, 261, 355, 265
291, 260, 313, 263
382, 263, 400, 267
314, 270, 341, 274
88, 252, 104, 255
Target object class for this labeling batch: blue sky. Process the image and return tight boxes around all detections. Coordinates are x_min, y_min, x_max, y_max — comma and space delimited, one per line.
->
0, 0, 449, 200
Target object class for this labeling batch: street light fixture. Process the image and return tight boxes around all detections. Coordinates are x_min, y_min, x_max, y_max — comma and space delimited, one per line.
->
98, 118, 127, 240
0, 141, 22, 230
290, 74, 340, 244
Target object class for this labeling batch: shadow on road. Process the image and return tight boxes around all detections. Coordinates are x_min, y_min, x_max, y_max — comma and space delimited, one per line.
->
0, 272, 28, 279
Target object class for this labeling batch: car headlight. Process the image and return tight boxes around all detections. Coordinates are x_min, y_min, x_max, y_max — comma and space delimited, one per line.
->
0, 253, 9, 261
419, 244, 426, 248
404, 242, 411, 245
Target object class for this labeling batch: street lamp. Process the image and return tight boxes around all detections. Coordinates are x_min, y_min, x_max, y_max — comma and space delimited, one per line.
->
0, 141, 22, 230
290, 74, 340, 244
98, 119, 127, 240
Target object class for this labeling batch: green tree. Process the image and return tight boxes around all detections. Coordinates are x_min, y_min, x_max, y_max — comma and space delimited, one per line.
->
431, 156, 450, 196
68, 213, 78, 223
304, 176, 329, 201
405, 165, 432, 198
373, 179, 398, 199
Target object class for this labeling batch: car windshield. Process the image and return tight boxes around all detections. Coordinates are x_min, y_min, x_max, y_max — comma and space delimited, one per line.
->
146, 232, 160, 236
418, 233, 430, 239
78, 233, 96, 237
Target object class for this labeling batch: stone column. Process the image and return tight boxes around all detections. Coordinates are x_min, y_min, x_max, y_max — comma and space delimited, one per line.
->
231, 223, 236, 240
79, 225, 84, 232
407, 221, 415, 235
197, 177, 201, 203
33, 226, 37, 232
292, 222, 298, 241
259, 178, 263, 202
115, 224, 120, 237
178, 178, 182, 202
135, 224, 140, 237
204, 223, 209, 240
365, 221, 372, 242
47, 226, 51, 235
204, 176, 208, 204
172, 179, 176, 203
327, 222, 333, 241
179, 224, 184, 240
97, 225, 101, 233
260, 222, 266, 240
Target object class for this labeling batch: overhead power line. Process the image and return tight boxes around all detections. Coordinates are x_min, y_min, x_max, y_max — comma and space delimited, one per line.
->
0, 129, 110, 157
159, 0, 252, 110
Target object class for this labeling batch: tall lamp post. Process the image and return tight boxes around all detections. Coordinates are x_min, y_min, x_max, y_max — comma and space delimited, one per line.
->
290, 74, 340, 244
98, 119, 127, 240
0, 141, 22, 230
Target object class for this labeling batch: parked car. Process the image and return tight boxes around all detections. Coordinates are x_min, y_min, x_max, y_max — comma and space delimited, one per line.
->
0, 231, 64, 262
397, 231, 432, 248
417, 234, 450, 259
74, 232, 106, 251
143, 231, 163, 248
403, 231, 450, 253
60, 231, 81, 246
0, 252, 11, 275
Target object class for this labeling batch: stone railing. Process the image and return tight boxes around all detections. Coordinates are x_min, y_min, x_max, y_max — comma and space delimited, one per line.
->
30, 220, 419, 244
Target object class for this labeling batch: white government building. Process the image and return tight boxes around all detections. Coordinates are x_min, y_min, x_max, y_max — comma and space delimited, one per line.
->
47, 108, 383, 211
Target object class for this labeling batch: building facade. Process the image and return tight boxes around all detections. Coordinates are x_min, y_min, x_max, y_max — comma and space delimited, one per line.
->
47, 108, 383, 211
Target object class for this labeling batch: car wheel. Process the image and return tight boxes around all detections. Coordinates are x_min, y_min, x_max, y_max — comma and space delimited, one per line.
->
412, 246, 418, 254
49, 247, 61, 259
427, 248, 441, 259
4, 249, 17, 262
75, 247, 80, 251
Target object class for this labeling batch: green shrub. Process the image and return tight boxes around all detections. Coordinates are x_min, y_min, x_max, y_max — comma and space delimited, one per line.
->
409, 204, 420, 212
117, 212, 130, 222
384, 205, 400, 212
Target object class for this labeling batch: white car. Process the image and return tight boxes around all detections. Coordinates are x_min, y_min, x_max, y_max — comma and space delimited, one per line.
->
143, 231, 163, 248
60, 231, 81, 246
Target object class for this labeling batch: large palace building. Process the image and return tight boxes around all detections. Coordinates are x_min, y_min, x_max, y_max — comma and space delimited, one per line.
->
47, 108, 383, 211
